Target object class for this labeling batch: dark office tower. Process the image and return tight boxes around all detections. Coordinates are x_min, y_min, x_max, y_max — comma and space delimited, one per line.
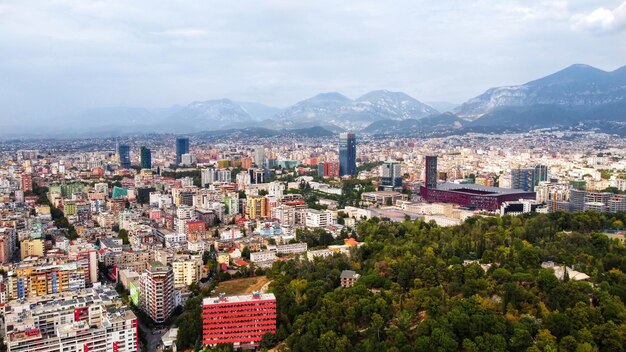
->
175, 137, 190, 165
534, 164, 548, 186
425, 155, 438, 189
140, 146, 152, 169
380, 161, 402, 190
511, 168, 535, 191
339, 132, 357, 176
118, 144, 131, 169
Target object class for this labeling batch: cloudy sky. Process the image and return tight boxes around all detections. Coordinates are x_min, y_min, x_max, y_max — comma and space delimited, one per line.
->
0, 0, 625, 123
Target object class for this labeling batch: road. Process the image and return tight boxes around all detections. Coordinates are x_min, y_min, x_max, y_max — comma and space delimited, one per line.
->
137, 317, 165, 352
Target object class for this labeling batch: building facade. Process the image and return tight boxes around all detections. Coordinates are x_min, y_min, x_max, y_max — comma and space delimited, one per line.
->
140, 262, 175, 324
339, 132, 356, 177
175, 137, 190, 165
202, 293, 276, 347
118, 145, 131, 169
380, 161, 402, 191
3, 287, 138, 352
425, 155, 438, 189
140, 146, 152, 169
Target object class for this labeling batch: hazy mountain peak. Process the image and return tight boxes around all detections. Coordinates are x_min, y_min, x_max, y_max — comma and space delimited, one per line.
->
308, 92, 352, 102
455, 63, 626, 120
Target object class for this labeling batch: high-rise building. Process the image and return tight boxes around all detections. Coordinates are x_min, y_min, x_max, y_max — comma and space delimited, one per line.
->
249, 168, 264, 184
140, 146, 152, 169
118, 144, 131, 169
425, 155, 438, 189
20, 174, 32, 193
181, 153, 195, 166
201, 168, 216, 187
175, 137, 190, 165
380, 161, 402, 191
216, 169, 232, 183
511, 168, 535, 191
254, 147, 265, 167
3, 287, 138, 352
534, 164, 548, 186
339, 132, 357, 177
140, 262, 175, 324
246, 196, 268, 219
202, 292, 276, 347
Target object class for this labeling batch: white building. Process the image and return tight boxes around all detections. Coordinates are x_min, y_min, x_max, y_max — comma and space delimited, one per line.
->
250, 251, 277, 263
3, 287, 138, 352
276, 242, 308, 254
305, 209, 333, 228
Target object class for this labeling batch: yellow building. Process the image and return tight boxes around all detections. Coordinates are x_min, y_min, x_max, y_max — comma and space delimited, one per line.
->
63, 200, 77, 216
8, 262, 85, 299
36, 205, 51, 216
20, 238, 44, 259
172, 259, 202, 287
217, 159, 230, 168
246, 196, 267, 219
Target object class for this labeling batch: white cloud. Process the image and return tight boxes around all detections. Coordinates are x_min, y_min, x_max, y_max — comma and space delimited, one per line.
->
157, 28, 208, 38
571, 1, 626, 32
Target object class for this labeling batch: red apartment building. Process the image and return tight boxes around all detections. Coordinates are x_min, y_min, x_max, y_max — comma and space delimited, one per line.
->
202, 292, 276, 347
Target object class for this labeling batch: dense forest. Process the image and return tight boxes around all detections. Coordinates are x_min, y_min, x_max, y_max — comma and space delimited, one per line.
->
259, 211, 626, 351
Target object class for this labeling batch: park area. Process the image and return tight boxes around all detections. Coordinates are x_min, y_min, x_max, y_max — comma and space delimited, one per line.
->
213, 276, 271, 296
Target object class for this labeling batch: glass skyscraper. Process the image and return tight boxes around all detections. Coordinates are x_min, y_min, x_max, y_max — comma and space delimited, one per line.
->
140, 146, 152, 169
339, 132, 356, 176
534, 164, 548, 185
118, 144, 131, 169
176, 137, 190, 165
425, 155, 438, 189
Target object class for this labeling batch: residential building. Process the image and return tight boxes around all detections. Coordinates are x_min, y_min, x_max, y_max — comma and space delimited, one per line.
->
3, 287, 138, 352
511, 168, 536, 191
304, 209, 333, 228
340, 270, 360, 288
246, 196, 268, 219
20, 238, 44, 259
202, 293, 276, 347
7, 262, 85, 300
172, 258, 202, 288
140, 262, 175, 324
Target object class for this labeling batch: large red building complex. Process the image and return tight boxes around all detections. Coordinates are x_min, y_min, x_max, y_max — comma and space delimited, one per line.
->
420, 182, 535, 211
202, 292, 276, 347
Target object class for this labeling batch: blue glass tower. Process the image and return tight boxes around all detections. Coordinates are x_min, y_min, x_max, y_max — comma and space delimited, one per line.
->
176, 137, 189, 165
118, 144, 131, 169
339, 132, 356, 176
140, 146, 152, 169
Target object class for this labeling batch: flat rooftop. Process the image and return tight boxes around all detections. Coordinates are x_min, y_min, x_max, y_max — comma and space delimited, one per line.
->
433, 182, 535, 196
203, 292, 275, 306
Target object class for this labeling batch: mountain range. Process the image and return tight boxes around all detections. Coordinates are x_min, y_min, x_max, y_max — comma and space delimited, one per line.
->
4, 63, 625, 137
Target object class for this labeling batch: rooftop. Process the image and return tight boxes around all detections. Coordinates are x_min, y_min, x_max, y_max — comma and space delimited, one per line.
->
203, 292, 275, 306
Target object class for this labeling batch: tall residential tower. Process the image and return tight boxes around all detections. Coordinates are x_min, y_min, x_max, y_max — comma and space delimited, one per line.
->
339, 132, 356, 177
